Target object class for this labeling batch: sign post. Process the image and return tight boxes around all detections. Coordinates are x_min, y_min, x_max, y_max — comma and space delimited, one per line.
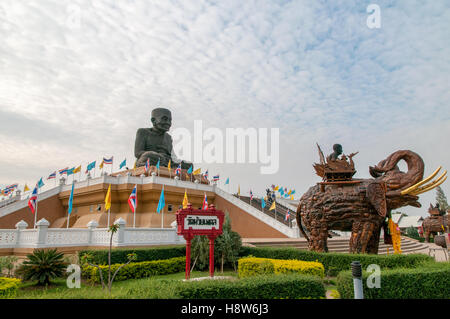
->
176, 204, 224, 280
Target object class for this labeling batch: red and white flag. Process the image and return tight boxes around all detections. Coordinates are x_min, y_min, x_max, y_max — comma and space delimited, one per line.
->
128, 185, 137, 213
202, 193, 208, 210
28, 186, 38, 214
285, 210, 290, 221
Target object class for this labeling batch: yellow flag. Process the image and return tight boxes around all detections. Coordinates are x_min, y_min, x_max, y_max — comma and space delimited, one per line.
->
168, 160, 171, 171
100, 160, 104, 169
269, 201, 276, 211
182, 189, 189, 209
193, 168, 201, 175
73, 165, 81, 174
290, 195, 294, 200
274, 186, 279, 191
105, 184, 111, 211
133, 161, 136, 169
238, 185, 240, 196
24, 184, 30, 192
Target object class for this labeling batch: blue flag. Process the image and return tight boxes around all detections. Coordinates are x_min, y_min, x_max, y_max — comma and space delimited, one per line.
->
225, 178, 229, 185
68, 182, 75, 214
67, 167, 75, 176
86, 161, 96, 172
37, 178, 44, 188
157, 186, 165, 214
261, 197, 266, 208
156, 159, 160, 170
120, 159, 126, 169
187, 165, 193, 174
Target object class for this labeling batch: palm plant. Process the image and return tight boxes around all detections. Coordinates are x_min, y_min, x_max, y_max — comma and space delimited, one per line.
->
16, 249, 68, 285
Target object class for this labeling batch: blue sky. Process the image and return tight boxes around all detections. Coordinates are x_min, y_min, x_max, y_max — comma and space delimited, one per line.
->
0, 0, 449, 217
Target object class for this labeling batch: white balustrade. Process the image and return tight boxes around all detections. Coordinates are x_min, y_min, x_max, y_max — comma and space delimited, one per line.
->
0, 218, 185, 249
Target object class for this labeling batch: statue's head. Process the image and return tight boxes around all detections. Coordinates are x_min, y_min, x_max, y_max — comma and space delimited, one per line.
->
333, 144, 342, 154
151, 108, 172, 133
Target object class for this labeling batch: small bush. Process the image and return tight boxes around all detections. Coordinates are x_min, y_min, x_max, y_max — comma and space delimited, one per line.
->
78, 246, 186, 265
239, 247, 433, 276
0, 277, 21, 299
82, 257, 185, 283
337, 262, 450, 299
177, 274, 326, 299
238, 257, 324, 278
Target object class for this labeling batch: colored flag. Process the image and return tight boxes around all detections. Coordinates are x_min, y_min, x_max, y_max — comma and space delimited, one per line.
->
175, 164, 182, 175
212, 175, 219, 182
99, 160, 104, 169
290, 195, 294, 200
167, 160, 171, 171
157, 186, 165, 214
47, 172, 56, 180
128, 184, 137, 213
28, 186, 38, 214
269, 201, 276, 211
24, 184, 30, 192
156, 158, 160, 171
250, 190, 253, 201
274, 186, 279, 191
203, 170, 209, 179
291, 190, 296, 195
103, 157, 113, 164
59, 167, 69, 175
120, 159, 127, 169
73, 165, 81, 174
86, 161, 96, 173
238, 185, 240, 196
285, 210, 290, 221
225, 178, 229, 185
37, 178, 44, 188
133, 161, 136, 169
261, 197, 266, 209
105, 184, 111, 211
182, 189, 189, 209
193, 168, 201, 175
68, 182, 75, 215
202, 193, 208, 210
67, 167, 75, 176
187, 165, 193, 175
145, 158, 150, 172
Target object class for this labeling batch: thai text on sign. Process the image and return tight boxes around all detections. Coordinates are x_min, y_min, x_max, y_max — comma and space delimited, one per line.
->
184, 215, 219, 230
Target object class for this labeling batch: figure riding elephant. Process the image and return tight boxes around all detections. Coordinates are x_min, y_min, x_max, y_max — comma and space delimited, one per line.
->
422, 204, 448, 243
296, 150, 447, 254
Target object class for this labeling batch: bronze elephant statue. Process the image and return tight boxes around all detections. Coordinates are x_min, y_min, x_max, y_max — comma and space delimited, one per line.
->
296, 149, 447, 254
422, 204, 448, 243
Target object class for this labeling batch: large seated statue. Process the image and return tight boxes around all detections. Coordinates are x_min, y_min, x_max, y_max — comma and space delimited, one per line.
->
134, 108, 192, 169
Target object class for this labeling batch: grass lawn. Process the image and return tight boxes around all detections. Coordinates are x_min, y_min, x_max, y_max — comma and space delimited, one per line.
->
15, 271, 239, 299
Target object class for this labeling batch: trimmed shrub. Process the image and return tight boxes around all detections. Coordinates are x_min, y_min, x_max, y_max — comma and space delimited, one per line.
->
78, 246, 186, 265
337, 262, 450, 299
177, 274, 326, 299
239, 247, 433, 276
82, 257, 185, 283
238, 257, 324, 278
0, 277, 21, 299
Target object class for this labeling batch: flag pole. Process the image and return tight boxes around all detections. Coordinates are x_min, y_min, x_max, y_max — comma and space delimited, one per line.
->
34, 186, 39, 229
67, 208, 70, 229
107, 208, 110, 227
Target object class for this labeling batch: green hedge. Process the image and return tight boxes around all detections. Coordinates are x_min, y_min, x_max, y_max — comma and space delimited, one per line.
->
337, 262, 450, 299
82, 257, 185, 283
239, 247, 433, 276
0, 277, 21, 299
78, 246, 186, 265
176, 274, 326, 299
238, 257, 324, 278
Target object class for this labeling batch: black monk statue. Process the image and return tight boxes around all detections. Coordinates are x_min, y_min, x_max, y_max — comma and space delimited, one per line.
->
134, 108, 192, 170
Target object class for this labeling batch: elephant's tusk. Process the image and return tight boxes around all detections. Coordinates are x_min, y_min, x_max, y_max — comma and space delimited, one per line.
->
409, 170, 447, 195
400, 166, 442, 195
410, 175, 447, 196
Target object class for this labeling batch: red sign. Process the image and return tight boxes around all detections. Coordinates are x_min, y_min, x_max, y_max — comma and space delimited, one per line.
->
176, 204, 225, 279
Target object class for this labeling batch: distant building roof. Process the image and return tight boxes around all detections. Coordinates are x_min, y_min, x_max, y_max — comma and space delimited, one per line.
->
397, 216, 424, 229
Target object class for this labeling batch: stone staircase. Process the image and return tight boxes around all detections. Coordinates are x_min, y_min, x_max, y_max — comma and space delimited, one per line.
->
245, 236, 430, 255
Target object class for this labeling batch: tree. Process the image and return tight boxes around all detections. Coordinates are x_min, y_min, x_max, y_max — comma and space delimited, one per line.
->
81, 223, 136, 293
436, 186, 449, 214
16, 249, 68, 286
214, 213, 242, 272
190, 235, 210, 272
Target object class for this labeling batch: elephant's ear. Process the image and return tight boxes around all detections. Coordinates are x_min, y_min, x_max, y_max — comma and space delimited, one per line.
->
367, 181, 387, 217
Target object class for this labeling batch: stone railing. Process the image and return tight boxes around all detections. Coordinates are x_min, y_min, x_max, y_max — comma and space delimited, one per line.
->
215, 188, 299, 238
0, 218, 185, 249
